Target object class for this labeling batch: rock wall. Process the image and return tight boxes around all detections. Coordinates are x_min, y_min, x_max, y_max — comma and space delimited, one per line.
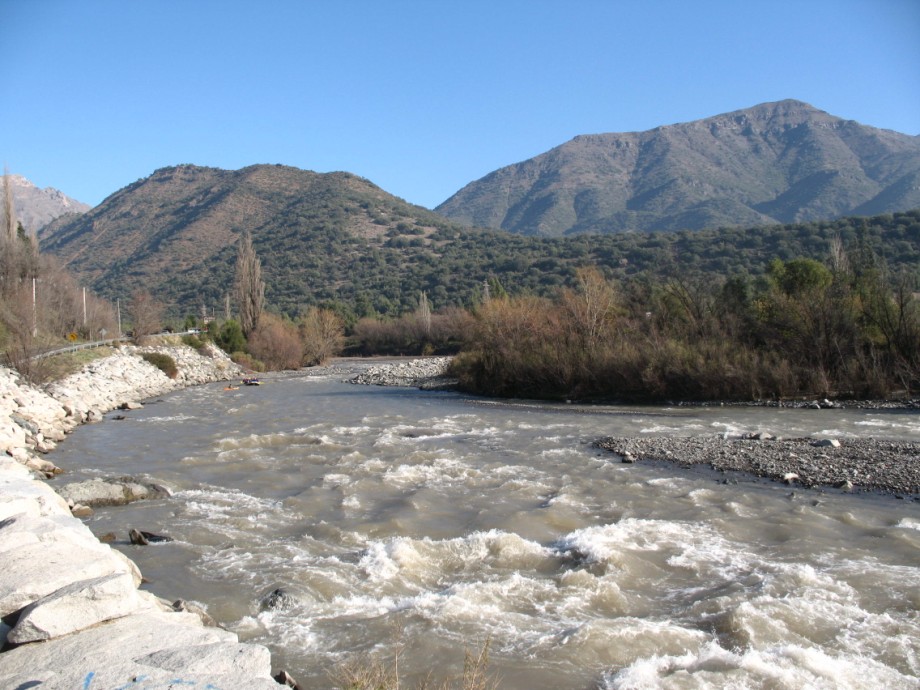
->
0, 345, 287, 689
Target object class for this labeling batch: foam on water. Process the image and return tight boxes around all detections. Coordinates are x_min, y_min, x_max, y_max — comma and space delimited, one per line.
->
383, 456, 476, 488
640, 423, 706, 434
137, 413, 197, 424
603, 639, 919, 690
896, 517, 920, 531
55, 373, 920, 688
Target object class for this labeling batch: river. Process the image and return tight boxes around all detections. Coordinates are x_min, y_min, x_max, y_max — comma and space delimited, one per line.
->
50, 364, 920, 689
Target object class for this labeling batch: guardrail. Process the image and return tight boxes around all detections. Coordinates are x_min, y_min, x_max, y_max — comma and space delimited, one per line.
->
29, 330, 202, 360
31, 337, 130, 360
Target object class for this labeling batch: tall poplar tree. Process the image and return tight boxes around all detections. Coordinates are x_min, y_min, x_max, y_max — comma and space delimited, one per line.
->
235, 230, 264, 337
1, 167, 17, 243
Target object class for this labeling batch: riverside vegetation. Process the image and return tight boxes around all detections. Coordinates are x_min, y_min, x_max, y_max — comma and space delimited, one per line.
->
4, 166, 919, 400
448, 248, 920, 402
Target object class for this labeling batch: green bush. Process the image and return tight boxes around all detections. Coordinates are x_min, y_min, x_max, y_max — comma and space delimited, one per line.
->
215, 319, 246, 354
230, 351, 265, 372
182, 334, 204, 349
141, 352, 178, 379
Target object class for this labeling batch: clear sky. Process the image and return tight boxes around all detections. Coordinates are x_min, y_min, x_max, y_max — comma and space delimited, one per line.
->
3, 0, 918, 210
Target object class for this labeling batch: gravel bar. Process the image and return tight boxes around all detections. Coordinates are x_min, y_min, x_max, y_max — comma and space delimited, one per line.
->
347, 357, 456, 389
594, 435, 920, 499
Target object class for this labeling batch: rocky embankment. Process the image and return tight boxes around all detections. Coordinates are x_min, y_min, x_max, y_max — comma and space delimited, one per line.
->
596, 434, 920, 498
348, 356, 455, 389
0, 343, 292, 689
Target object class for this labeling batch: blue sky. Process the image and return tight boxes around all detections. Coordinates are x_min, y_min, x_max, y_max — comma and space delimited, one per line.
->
3, 0, 919, 210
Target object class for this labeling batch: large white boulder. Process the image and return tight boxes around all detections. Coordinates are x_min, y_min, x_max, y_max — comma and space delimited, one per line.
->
0, 470, 71, 520
7, 571, 153, 644
0, 610, 282, 690
55, 477, 172, 507
0, 525, 136, 617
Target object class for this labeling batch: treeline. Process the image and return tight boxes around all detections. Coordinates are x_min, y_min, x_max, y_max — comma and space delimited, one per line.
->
191, 231, 346, 372
446, 249, 920, 402
0, 175, 117, 380
137, 209, 920, 323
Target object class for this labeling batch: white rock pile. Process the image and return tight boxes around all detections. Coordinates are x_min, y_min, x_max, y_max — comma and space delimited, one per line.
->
46, 342, 241, 425
0, 344, 288, 689
348, 356, 455, 388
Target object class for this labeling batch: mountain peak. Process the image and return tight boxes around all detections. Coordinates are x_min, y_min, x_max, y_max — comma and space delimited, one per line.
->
3, 173, 90, 234
437, 101, 920, 236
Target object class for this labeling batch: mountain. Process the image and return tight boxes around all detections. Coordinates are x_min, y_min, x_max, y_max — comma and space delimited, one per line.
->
39, 162, 920, 321
4, 174, 90, 234
436, 100, 920, 236
39, 163, 476, 316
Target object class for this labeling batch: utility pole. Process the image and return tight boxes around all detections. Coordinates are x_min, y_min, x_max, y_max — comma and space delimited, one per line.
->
117, 299, 122, 336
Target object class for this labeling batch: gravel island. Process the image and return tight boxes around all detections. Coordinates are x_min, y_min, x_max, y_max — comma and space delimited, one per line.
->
595, 435, 920, 498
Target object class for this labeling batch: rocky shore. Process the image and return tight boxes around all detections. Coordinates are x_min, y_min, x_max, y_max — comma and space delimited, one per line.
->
595, 435, 920, 498
0, 343, 292, 689
347, 356, 456, 389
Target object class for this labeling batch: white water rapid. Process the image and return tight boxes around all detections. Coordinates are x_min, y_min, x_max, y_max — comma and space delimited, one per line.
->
50, 365, 920, 689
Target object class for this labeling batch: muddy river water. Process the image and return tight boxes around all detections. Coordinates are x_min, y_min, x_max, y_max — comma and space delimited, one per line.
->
51, 364, 920, 689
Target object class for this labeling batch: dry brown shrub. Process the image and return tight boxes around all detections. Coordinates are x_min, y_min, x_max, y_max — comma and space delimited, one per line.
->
333, 636, 498, 690
299, 307, 344, 366
247, 313, 302, 370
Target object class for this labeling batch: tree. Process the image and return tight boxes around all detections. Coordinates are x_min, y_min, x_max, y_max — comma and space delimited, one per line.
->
562, 266, 617, 349
128, 290, 164, 344
247, 313, 301, 370
235, 230, 264, 337
1, 282, 47, 382
214, 318, 246, 354
416, 291, 432, 341
1, 167, 17, 243
298, 307, 344, 366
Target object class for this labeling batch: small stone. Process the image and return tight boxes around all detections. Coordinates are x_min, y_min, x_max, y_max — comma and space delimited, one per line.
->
172, 599, 217, 627
812, 439, 841, 448
275, 669, 303, 689
783, 472, 799, 484
129, 529, 173, 545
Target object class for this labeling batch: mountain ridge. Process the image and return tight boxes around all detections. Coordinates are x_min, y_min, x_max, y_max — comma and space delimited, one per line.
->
3, 174, 91, 234
435, 100, 920, 236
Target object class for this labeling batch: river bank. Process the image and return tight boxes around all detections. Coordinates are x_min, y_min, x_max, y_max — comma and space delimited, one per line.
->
350, 358, 920, 499
3, 352, 917, 687
28, 355, 920, 688
0, 343, 291, 689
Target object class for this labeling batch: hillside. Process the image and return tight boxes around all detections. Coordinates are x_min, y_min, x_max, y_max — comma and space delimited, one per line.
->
436, 100, 920, 237
4, 173, 90, 234
40, 164, 920, 321
40, 164, 472, 317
